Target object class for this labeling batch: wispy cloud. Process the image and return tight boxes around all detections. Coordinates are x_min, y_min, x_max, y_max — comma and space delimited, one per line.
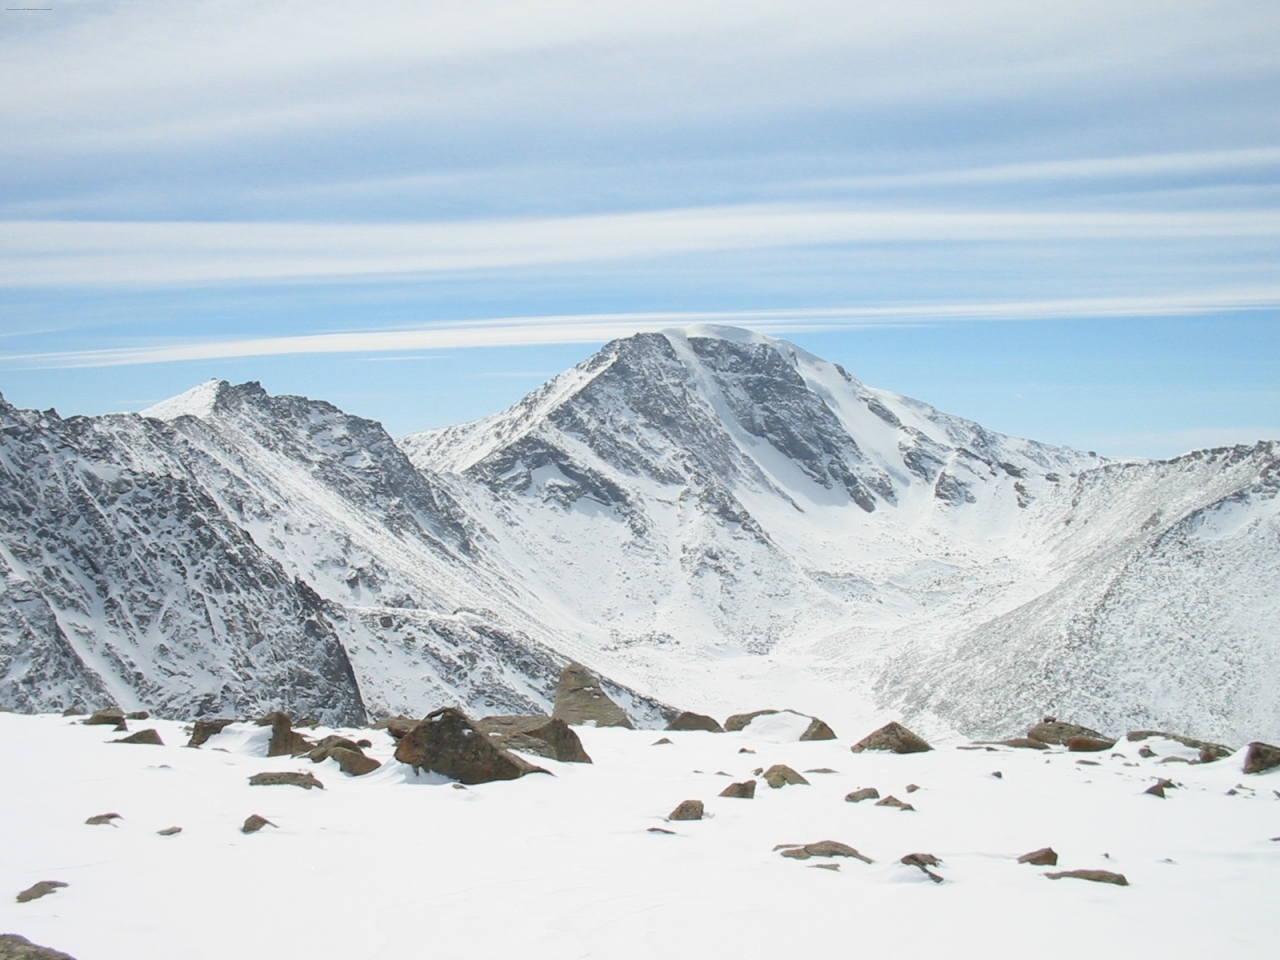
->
7, 289, 1279, 369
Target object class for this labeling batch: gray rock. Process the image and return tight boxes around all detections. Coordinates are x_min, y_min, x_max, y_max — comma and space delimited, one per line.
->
156, 826, 182, 836
1045, 869, 1128, 886
84, 709, 126, 729
0, 933, 79, 959
665, 711, 724, 733
799, 717, 837, 741
112, 728, 163, 746
394, 707, 548, 784
15, 881, 67, 903
248, 771, 324, 790
723, 709, 778, 731
552, 663, 633, 729
718, 780, 756, 799
777, 841, 871, 863
875, 795, 914, 811
475, 715, 592, 763
84, 812, 121, 825
850, 722, 931, 754
1026, 718, 1108, 745
844, 787, 879, 803
241, 814, 275, 833
763, 764, 809, 788
668, 799, 705, 821
901, 852, 944, 882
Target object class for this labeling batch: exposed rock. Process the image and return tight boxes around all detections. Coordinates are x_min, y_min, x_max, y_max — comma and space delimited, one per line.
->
665, 711, 724, 733
1243, 741, 1280, 775
763, 764, 809, 788
1126, 730, 1232, 761
777, 841, 871, 863
329, 746, 381, 776
394, 707, 547, 784
248, 771, 324, 790
805, 767, 838, 774
241, 814, 275, 834
0, 933, 79, 959
799, 717, 837, 741
738, 748, 755, 754
992, 771, 1003, 778
850, 722, 931, 754
475, 715, 592, 763
112, 728, 163, 746
1045, 869, 1128, 886
306, 735, 363, 762
845, 787, 880, 803
875, 795, 914, 811
373, 716, 418, 739
905, 783, 920, 793
719, 780, 756, 799
1138, 745, 1156, 758
187, 718, 236, 747
293, 717, 319, 729
15, 881, 67, 903
1066, 736, 1117, 752
1027, 718, 1108, 745
810, 863, 840, 871
668, 799, 704, 821
84, 709, 126, 729
551, 663, 633, 728
156, 826, 182, 836
1018, 847, 1058, 866
125, 711, 149, 720
257, 712, 312, 757
992, 738, 1049, 750
84, 812, 121, 825
60, 708, 82, 717
356, 739, 372, 749
1145, 778, 1177, 798
724, 709, 778, 731
901, 852, 944, 882
652, 738, 673, 746
648, 827, 675, 835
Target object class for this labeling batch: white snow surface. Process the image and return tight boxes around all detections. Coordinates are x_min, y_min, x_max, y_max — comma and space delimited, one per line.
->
2, 712, 1277, 959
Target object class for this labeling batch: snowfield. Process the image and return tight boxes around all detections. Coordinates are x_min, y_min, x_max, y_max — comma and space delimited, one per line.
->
2, 711, 1278, 959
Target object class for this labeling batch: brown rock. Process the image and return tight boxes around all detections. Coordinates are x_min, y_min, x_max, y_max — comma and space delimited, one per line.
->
15, 881, 67, 903
1027, 719, 1108, 745
668, 799, 705, 821
719, 780, 757, 799
551, 663, 633, 728
1138, 745, 1156, 758
665, 711, 725, 733
901, 852, 944, 882
372, 716, 418, 739
805, 767, 838, 774
241, 814, 275, 834
187, 718, 236, 747
1242, 741, 1280, 775
257, 712, 312, 757
778, 841, 871, 863
1066, 736, 1117, 752
475, 715, 592, 763
875, 795, 914, 811
84, 709, 126, 729
652, 738, 673, 745
738, 747, 755, 754
1144, 778, 1177, 798
394, 707, 548, 784
850, 721, 931, 754
0, 933, 79, 959
125, 711, 149, 720
60, 708, 82, 717
84, 812, 121, 825
648, 827, 675, 835
845, 787, 880, 803
356, 739, 372, 749
905, 783, 920, 793
157, 826, 182, 836
1126, 730, 1232, 762
306, 735, 364, 762
112, 728, 163, 746
248, 771, 324, 789
763, 764, 809, 788
799, 717, 837, 741
993, 738, 1049, 750
329, 746, 381, 776
1045, 869, 1128, 886
723, 709, 779, 731
1017, 847, 1058, 866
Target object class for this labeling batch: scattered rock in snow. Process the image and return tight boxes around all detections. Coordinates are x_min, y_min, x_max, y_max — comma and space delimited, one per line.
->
810, 863, 840, 871
901, 853, 944, 882
995, 738, 1049, 750
356, 738, 372, 749
805, 768, 838, 774
475, 715, 592, 763
1242, 741, 1280, 775
850, 722, 931, 754
1026, 718, 1109, 745
844, 787, 880, 803
665, 711, 724, 733
84, 812, 121, 825
648, 827, 675, 835
1126, 730, 1231, 762
1018, 847, 1058, 865
738, 748, 755, 754
84, 709, 126, 730
1076, 759, 1100, 766
0, 932, 79, 958
1145, 778, 1178, 798
395, 707, 547, 784
652, 738, 673, 746
905, 783, 920, 793
763, 764, 809, 788
187, 719, 236, 747
241, 814, 275, 834
992, 771, 1003, 778
724, 709, 778, 731
257, 712, 312, 758
156, 826, 182, 836
372, 717, 418, 739
329, 746, 381, 776
668, 800, 704, 821
1066, 736, 1117, 752
15, 881, 67, 903
777, 841, 871, 863
248, 771, 324, 790
125, 711, 149, 720
799, 717, 837, 741
1045, 869, 1128, 886
306, 735, 364, 762
552, 663, 633, 729
875, 795, 914, 811
719, 780, 756, 799
1138, 745, 1156, 758
112, 728, 163, 746
60, 708, 82, 717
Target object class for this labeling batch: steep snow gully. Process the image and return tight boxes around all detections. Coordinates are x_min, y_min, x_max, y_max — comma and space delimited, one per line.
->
1, 326, 1276, 743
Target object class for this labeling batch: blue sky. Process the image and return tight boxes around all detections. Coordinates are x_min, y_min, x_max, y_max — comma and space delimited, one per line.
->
1, 0, 1278, 456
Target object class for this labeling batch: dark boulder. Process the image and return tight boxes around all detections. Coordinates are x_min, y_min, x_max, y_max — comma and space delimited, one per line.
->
395, 707, 547, 784
1243, 741, 1280, 775
724, 709, 778, 731
665, 711, 724, 733
112, 728, 163, 746
257, 712, 312, 757
329, 746, 381, 776
1026, 718, 1108, 745
552, 663, 633, 728
850, 722, 931, 754
84, 709, 126, 730
799, 717, 837, 741
668, 799, 705, 821
1045, 869, 1128, 886
187, 718, 236, 748
1066, 736, 1117, 752
248, 771, 324, 790
15, 881, 67, 904
719, 780, 757, 799
241, 814, 275, 834
1017, 847, 1058, 866
156, 826, 182, 836
306, 735, 363, 762
763, 764, 809, 788
0, 933, 79, 959
475, 715, 592, 763
844, 787, 879, 803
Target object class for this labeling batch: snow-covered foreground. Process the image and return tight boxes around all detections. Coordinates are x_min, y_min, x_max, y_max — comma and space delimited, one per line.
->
3, 713, 1278, 959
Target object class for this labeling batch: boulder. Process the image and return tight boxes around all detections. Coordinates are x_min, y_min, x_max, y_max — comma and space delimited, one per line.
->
157, 826, 182, 836
844, 787, 879, 803
1045, 869, 1128, 886
763, 764, 809, 788
112, 728, 163, 746
777, 841, 871, 863
875, 795, 914, 811
901, 852, 944, 883
125, 711, 149, 720
551, 663, 633, 728
0, 933, 79, 959
241, 814, 275, 834
1243, 741, 1280, 775
719, 780, 757, 799
1026, 718, 1108, 745
668, 799, 705, 821
1126, 730, 1232, 761
652, 738, 673, 746
15, 881, 67, 903
799, 717, 837, 741
665, 711, 724, 733
84, 812, 121, 826
329, 746, 381, 776
395, 707, 547, 784
306, 735, 364, 761
475, 715, 592, 763
850, 722, 931, 754
1017, 847, 1058, 866
372, 716, 418, 739
257, 712, 312, 757
1066, 736, 1117, 752
187, 718, 236, 747
991, 738, 1048, 750
248, 771, 324, 790
84, 709, 126, 729
724, 709, 779, 732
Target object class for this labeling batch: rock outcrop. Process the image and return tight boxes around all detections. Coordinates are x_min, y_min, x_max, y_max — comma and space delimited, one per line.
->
1018, 847, 1058, 865
799, 717, 837, 741
777, 841, 871, 863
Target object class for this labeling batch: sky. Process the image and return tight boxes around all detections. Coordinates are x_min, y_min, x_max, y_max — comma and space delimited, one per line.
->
1, 0, 1278, 457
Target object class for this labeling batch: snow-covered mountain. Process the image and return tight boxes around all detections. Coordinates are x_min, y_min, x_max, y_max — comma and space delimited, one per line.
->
2, 326, 1276, 741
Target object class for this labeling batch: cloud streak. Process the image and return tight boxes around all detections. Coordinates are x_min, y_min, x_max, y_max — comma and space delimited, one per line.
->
7, 289, 1279, 369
